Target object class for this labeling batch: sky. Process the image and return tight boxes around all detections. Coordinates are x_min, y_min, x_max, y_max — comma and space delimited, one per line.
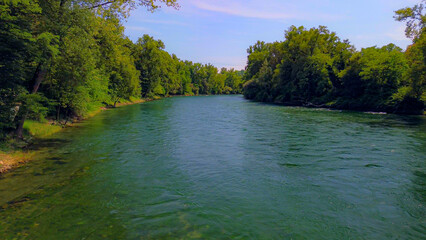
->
123, 0, 417, 70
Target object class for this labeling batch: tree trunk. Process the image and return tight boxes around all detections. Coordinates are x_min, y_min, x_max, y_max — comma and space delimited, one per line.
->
15, 114, 27, 139
31, 68, 47, 94
15, 65, 47, 138
56, 105, 61, 121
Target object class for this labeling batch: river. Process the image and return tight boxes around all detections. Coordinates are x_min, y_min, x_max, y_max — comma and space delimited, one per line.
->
0, 95, 425, 239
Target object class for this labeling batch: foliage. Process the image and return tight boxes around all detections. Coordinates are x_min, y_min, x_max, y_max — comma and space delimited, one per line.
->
243, 21, 424, 114
0, 0, 246, 140
132, 34, 244, 97
394, 0, 425, 40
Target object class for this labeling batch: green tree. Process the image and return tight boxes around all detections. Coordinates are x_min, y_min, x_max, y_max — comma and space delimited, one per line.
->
357, 45, 408, 110
0, 1, 41, 134
275, 26, 351, 104
133, 35, 167, 97
393, 0, 425, 113
394, 0, 425, 40
242, 24, 420, 114
0, 0, 180, 138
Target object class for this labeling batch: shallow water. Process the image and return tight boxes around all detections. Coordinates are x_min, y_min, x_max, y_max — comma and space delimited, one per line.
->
0, 95, 425, 239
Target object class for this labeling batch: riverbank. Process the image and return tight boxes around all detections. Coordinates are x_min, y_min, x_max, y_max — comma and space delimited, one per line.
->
266, 100, 425, 115
0, 98, 152, 174
0, 95, 230, 174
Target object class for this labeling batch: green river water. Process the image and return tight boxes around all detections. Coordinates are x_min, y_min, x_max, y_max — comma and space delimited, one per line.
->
0, 95, 425, 239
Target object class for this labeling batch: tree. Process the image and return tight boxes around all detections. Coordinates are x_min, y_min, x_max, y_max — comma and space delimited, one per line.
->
274, 26, 350, 104
0, 1, 40, 134
394, 0, 425, 40
176, 59, 193, 95
0, 1, 59, 137
133, 35, 167, 97
222, 68, 243, 93
393, 0, 425, 113
1, 0, 180, 138
357, 45, 408, 110
242, 24, 421, 114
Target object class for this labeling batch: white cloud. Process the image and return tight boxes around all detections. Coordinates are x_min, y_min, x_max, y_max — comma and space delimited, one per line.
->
186, 0, 342, 21
133, 19, 188, 26
126, 26, 150, 32
191, 0, 297, 20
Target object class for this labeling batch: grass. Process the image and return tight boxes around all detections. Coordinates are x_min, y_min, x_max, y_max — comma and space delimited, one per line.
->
1, 120, 67, 173
0, 121, 64, 174
23, 120, 63, 139
22, 98, 148, 139
82, 107, 104, 119
113, 97, 147, 107
0, 150, 36, 174
0, 132, 38, 174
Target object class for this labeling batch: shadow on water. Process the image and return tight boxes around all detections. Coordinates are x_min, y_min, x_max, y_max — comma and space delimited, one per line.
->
412, 170, 426, 203
366, 114, 426, 128
364, 163, 383, 168
255, 100, 426, 127
26, 138, 71, 151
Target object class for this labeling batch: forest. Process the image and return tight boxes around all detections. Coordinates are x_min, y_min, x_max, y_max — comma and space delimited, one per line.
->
243, 2, 425, 115
0, 0, 425, 142
0, 0, 244, 140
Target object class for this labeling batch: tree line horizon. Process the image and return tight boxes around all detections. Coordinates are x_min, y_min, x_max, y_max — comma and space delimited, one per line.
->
0, 0, 424, 140
242, 1, 425, 115
0, 0, 244, 139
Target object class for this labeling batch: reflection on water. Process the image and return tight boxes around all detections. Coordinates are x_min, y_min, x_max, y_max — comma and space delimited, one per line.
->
0, 95, 425, 239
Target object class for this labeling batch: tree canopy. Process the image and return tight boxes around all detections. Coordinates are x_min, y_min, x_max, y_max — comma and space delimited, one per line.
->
0, 0, 424, 140
243, 1, 425, 114
0, 0, 244, 139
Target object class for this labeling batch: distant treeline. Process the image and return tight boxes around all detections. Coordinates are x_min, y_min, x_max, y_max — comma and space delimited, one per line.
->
0, 0, 243, 138
243, 2, 425, 115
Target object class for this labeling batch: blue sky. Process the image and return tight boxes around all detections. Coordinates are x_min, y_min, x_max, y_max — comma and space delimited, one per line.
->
123, 0, 416, 70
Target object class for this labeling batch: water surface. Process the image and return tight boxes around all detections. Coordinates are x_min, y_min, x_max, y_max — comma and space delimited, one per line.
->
0, 95, 425, 239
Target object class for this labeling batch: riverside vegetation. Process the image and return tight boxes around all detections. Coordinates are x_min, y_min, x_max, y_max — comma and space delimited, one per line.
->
0, 1, 244, 147
0, 0, 244, 171
242, 1, 425, 115
0, 0, 425, 171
